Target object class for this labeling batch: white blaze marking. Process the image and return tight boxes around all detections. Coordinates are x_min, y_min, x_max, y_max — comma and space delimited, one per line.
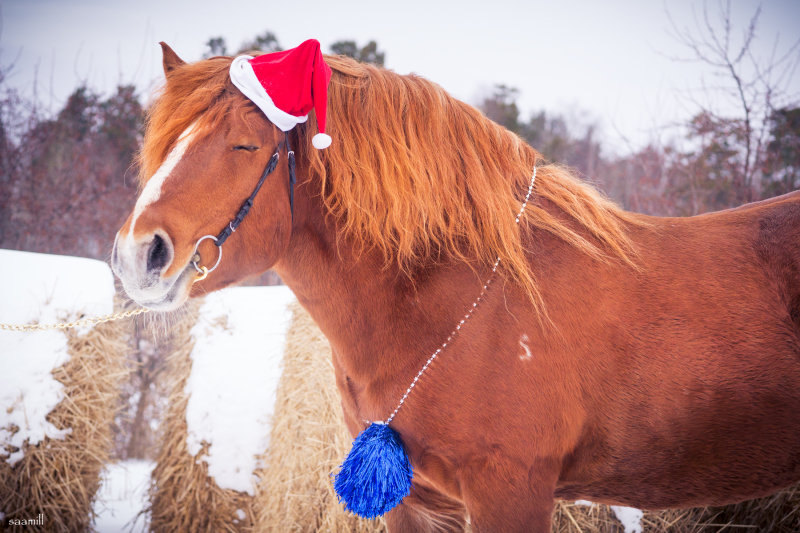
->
519, 333, 532, 361
128, 123, 197, 237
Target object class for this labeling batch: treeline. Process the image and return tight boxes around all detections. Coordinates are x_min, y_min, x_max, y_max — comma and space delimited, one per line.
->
0, 82, 141, 258
479, 85, 800, 216
1, 26, 798, 265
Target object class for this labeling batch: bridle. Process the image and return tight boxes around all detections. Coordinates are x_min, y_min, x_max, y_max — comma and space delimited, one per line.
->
191, 132, 297, 282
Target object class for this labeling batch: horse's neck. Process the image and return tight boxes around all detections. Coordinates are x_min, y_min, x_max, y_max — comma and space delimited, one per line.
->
272, 177, 490, 411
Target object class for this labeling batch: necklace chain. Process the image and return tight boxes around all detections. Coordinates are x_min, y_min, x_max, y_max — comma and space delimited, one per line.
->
384, 166, 537, 425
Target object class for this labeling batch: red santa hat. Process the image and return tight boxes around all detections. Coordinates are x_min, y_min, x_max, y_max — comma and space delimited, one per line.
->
229, 39, 332, 149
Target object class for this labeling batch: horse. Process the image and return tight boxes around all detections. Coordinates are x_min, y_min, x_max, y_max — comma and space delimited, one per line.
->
111, 43, 800, 532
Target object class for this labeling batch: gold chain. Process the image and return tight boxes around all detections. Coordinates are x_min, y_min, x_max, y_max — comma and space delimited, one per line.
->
0, 307, 150, 332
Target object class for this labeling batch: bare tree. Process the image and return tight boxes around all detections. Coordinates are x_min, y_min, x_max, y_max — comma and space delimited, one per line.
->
667, 0, 800, 203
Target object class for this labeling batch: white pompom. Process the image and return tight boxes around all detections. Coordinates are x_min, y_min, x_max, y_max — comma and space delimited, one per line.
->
312, 133, 332, 149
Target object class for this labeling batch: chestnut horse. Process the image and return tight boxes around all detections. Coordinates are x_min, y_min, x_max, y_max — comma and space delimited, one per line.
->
112, 44, 800, 532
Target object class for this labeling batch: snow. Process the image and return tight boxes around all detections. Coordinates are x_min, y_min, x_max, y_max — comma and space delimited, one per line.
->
575, 500, 643, 533
93, 460, 153, 533
610, 505, 644, 533
184, 285, 295, 495
0, 249, 115, 465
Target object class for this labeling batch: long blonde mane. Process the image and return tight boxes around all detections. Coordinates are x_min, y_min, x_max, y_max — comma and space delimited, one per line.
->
304, 56, 638, 311
140, 53, 638, 314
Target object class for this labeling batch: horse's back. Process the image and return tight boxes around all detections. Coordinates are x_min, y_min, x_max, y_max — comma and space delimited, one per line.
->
648, 189, 800, 318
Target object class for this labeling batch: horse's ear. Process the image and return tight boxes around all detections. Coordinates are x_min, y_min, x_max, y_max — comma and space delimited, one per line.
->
159, 42, 186, 78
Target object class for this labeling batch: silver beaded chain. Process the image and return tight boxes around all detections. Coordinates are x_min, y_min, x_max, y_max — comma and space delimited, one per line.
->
383, 166, 538, 425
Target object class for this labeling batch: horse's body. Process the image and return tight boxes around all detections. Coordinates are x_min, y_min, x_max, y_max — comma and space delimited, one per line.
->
280, 184, 800, 530
552, 193, 800, 509
112, 45, 800, 532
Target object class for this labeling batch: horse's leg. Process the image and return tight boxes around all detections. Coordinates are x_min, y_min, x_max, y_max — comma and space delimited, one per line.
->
384, 480, 467, 533
460, 456, 559, 533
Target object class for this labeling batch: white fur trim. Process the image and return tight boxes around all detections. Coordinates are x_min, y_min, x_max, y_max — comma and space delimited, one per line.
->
229, 55, 308, 131
312, 133, 332, 149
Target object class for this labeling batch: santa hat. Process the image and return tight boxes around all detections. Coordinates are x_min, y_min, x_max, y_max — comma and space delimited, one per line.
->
230, 39, 332, 149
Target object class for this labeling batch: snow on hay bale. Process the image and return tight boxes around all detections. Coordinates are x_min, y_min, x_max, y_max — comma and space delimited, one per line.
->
254, 300, 385, 532
0, 250, 126, 531
149, 286, 294, 533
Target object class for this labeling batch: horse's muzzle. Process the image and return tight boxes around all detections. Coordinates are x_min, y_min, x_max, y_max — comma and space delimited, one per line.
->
112, 231, 192, 311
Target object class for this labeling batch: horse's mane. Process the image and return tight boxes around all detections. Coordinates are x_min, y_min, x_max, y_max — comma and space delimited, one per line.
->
140, 53, 639, 315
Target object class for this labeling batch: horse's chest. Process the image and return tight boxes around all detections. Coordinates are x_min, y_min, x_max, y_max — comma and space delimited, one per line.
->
339, 373, 366, 418
330, 349, 383, 425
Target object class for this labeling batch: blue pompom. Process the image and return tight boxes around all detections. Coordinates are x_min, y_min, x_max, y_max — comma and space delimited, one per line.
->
334, 422, 413, 518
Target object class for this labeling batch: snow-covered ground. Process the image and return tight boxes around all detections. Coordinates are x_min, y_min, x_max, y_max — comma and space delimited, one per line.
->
93, 460, 153, 533
185, 285, 296, 494
0, 249, 115, 465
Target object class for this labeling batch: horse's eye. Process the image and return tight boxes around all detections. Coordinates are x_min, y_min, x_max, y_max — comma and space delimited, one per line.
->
233, 145, 259, 152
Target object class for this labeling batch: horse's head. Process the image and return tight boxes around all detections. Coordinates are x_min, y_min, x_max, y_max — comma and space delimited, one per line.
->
112, 44, 295, 310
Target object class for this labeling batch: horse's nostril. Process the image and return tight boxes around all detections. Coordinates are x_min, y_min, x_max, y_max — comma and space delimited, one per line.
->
146, 234, 171, 273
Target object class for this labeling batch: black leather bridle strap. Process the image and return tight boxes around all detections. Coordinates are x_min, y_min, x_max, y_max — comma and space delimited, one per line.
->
213, 133, 296, 247
286, 133, 297, 220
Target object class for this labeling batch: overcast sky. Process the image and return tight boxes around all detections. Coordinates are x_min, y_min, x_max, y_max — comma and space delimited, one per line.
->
2, 0, 799, 153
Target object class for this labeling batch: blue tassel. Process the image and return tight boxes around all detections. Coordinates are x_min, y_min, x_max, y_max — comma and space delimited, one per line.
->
334, 422, 413, 518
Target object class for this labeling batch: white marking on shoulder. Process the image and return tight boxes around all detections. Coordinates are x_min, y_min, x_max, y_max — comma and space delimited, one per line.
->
519, 333, 532, 361
129, 122, 197, 237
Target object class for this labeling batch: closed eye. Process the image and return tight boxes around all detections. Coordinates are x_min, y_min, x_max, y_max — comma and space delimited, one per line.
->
233, 145, 259, 152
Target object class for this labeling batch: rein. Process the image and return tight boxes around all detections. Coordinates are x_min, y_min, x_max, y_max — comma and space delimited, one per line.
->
0, 307, 149, 332
192, 133, 297, 281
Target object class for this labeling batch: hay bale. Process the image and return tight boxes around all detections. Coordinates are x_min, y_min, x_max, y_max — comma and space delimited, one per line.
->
551, 487, 800, 532
254, 302, 385, 532
0, 251, 127, 531
0, 318, 128, 532
552, 501, 631, 532
147, 298, 258, 532
650, 485, 800, 533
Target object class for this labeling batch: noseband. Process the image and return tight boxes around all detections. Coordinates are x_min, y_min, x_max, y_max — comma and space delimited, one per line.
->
192, 132, 297, 282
